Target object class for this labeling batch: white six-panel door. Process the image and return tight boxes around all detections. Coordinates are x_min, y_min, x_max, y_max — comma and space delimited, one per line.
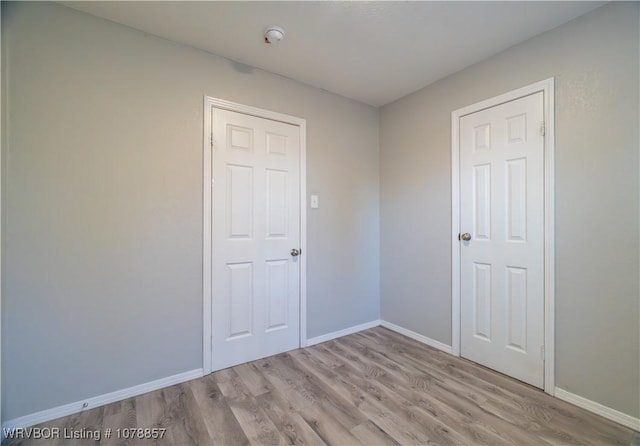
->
459, 92, 545, 388
211, 108, 300, 372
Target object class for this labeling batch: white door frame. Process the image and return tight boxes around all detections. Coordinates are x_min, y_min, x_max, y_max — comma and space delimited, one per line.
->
202, 97, 307, 375
451, 78, 555, 395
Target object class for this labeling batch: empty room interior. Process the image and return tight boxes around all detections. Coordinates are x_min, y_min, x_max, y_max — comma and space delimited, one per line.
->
1, 1, 639, 444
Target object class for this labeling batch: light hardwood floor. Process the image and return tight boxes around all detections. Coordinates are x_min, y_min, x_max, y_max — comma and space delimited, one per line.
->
6, 327, 637, 445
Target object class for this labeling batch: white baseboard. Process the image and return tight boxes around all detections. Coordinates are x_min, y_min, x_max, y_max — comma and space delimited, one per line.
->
380, 320, 453, 355
2, 368, 203, 433
554, 388, 640, 431
305, 319, 381, 347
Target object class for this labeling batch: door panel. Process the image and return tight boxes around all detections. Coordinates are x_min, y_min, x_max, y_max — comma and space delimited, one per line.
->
460, 92, 544, 388
473, 262, 492, 341
228, 165, 253, 238
506, 158, 527, 241
228, 262, 253, 339
473, 164, 491, 240
212, 108, 300, 372
266, 260, 288, 331
506, 266, 527, 351
266, 169, 288, 237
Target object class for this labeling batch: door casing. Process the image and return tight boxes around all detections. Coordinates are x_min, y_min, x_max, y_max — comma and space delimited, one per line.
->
451, 78, 555, 395
203, 97, 308, 375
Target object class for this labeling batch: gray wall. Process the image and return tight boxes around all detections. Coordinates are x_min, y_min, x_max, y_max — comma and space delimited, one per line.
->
2, 2, 380, 420
380, 2, 639, 418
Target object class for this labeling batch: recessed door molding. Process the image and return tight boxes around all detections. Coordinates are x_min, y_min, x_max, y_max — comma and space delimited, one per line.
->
203, 97, 307, 375
451, 78, 555, 394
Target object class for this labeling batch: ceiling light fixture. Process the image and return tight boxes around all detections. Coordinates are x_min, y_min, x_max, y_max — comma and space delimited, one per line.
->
264, 26, 285, 44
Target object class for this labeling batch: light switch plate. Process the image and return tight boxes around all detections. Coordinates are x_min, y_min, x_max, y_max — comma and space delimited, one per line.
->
310, 195, 319, 209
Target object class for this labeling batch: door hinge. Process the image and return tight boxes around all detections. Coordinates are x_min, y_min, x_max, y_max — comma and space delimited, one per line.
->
210, 135, 214, 148
541, 345, 545, 360
539, 121, 545, 136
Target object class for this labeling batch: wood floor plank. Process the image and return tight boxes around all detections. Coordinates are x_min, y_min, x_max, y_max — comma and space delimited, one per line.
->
216, 369, 254, 402
359, 328, 634, 445
227, 398, 286, 446
351, 332, 547, 420
294, 403, 364, 446
318, 340, 510, 446
5, 327, 635, 446
189, 374, 250, 446
324, 338, 490, 415
60, 406, 104, 446
161, 382, 211, 445
293, 346, 469, 445
255, 392, 327, 446
100, 399, 137, 446
134, 389, 176, 445
255, 355, 364, 445
345, 334, 521, 409
349, 332, 573, 445
258, 353, 367, 431
334, 336, 596, 445
235, 363, 272, 397
253, 356, 320, 411
216, 369, 287, 445
350, 420, 401, 446
213, 367, 238, 383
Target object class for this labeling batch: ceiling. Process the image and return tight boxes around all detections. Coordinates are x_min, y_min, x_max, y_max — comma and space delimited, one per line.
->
61, 1, 606, 106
